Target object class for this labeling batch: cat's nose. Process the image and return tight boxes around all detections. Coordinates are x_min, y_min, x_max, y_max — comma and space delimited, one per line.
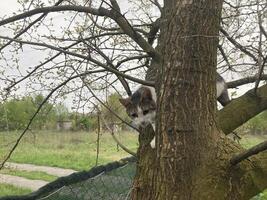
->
141, 122, 147, 127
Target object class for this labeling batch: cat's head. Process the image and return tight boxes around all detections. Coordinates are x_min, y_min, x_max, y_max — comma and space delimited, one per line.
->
119, 86, 156, 128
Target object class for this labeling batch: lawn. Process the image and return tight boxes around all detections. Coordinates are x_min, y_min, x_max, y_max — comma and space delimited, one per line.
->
0, 183, 31, 196
0, 168, 57, 182
0, 130, 138, 171
0, 131, 266, 199
239, 134, 267, 149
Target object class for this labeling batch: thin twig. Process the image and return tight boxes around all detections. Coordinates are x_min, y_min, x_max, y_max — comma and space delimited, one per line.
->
0, 0, 64, 52
80, 36, 132, 96
90, 101, 137, 157
0, 78, 74, 169
0, 70, 103, 169
95, 109, 101, 166
97, 108, 136, 157
227, 74, 267, 88
254, 1, 264, 93
0, 35, 154, 86
220, 27, 258, 62
230, 141, 267, 165
218, 44, 232, 70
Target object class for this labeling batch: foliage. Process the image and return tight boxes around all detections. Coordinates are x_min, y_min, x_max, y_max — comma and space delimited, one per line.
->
101, 93, 130, 130
0, 94, 56, 130
0, 95, 74, 131
54, 103, 69, 121
70, 112, 98, 131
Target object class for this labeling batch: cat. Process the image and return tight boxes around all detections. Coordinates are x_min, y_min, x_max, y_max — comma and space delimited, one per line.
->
119, 73, 230, 147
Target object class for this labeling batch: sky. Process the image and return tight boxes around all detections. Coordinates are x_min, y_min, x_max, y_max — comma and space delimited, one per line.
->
0, 0, 260, 110
0, 0, 20, 16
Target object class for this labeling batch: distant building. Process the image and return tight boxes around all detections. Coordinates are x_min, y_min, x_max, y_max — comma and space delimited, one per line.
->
103, 123, 122, 133
56, 120, 72, 131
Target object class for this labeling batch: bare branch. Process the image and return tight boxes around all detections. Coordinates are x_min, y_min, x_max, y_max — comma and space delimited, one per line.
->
0, 0, 64, 52
260, 24, 267, 39
220, 27, 258, 62
227, 74, 267, 88
149, 0, 163, 13
230, 141, 267, 165
81, 37, 132, 96
97, 108, 136, 156
147, 18, 160, 45
218, 44, 232, 70
0, 5, 107, 26
109, 0, 121, 13
0, 77, 76, 169
0, 35, 154, 86
106, 0, 160, 60
0, 69, 109, 169
218, 84, 267, 135
0, 4, 159, 60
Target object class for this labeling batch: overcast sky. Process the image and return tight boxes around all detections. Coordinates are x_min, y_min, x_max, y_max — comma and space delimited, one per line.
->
0, 0, 20, 17
0, 0, 258, 108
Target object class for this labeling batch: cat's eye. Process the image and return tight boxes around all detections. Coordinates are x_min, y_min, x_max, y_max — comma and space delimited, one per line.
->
131, 113, 138, 118
143, 110, 149, 115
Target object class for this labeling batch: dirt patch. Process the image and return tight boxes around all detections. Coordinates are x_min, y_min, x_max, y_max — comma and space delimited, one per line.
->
4, 162, 77, 177
0, 174, 48, 191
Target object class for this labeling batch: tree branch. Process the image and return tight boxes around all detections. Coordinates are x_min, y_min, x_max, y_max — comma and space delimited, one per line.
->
81, 37, 132, 96
0, 69, 107, 169
0, 5, 107, 26
0, 0, 64, 52
0, 4, 160, 61
0, 35, 154, 86
0, 77, 76, 169
218, 84, 267, 135
220, 27, 258, 62
230, 141, 267, 165
227, 74, 267, 88
218, 44, 232, 69
107, 1, 160, 61
260, 24, 267, 38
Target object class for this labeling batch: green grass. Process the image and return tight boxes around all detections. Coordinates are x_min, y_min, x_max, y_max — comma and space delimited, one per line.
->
0, 168, 57, 182
239, 135, 267, 200
0, 131, 266, 199
0, 183, 31, 197
0, 130, 138, 170
239, 134, 267, 149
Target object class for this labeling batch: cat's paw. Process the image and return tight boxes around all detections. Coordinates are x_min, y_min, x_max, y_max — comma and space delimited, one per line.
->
150, 137, 155, 148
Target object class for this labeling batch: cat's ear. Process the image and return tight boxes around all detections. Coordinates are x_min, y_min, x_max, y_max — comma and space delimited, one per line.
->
119, 98, 131, 107
142, 87, 152, 100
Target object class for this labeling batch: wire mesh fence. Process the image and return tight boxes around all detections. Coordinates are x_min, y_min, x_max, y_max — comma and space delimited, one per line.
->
40, 163, 135, 200
0, 157, 136, 200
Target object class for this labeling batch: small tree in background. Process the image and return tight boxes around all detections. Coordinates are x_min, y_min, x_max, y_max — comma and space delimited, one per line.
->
101, 93, 130, 131
0, 94, 56, 130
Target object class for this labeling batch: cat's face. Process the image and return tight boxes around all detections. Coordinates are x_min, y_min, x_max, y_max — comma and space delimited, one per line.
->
119, 86, 156, 128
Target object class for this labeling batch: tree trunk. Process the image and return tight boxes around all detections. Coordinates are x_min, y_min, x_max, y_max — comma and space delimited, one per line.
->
131, 1, 267, 199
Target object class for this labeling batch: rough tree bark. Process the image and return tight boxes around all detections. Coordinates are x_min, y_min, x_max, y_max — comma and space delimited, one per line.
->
131, 1, 267, 200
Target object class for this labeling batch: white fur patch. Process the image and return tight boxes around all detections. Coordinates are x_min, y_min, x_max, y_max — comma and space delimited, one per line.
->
150, 137, 155, 148
145, 86, 157, 103
216, 81, 225, 97
132, 107, 156, 128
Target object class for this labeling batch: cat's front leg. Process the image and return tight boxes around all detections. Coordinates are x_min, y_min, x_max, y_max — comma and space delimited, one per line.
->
150, 137, 155, 148
150, 123, 156, 148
